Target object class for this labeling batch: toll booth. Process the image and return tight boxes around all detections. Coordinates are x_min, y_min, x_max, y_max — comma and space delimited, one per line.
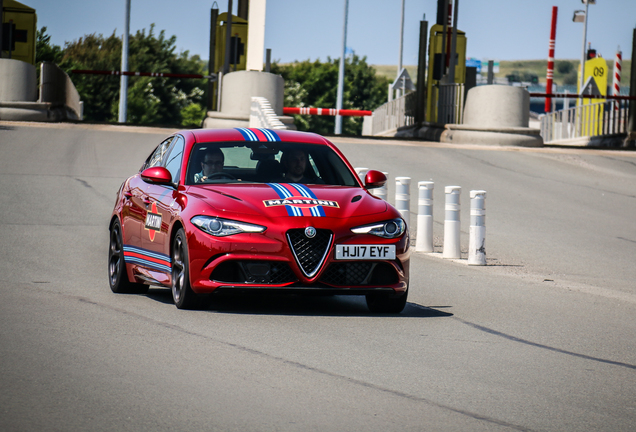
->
215, 12, 248, 72
425, 24, 466, 123
2, 0, 37, 64
209, 12, 248, 111
578, 56, 608, 135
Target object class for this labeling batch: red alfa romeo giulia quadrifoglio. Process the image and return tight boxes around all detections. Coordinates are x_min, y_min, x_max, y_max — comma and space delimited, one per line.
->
108, 128, 410, 312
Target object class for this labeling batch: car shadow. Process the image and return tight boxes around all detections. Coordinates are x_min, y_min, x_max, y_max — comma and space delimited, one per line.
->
146, 288, 452, 318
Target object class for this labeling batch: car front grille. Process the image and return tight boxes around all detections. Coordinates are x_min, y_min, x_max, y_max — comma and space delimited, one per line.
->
211, 261, 297, 284
320, 262, 398, 286
287, 229, 333, 278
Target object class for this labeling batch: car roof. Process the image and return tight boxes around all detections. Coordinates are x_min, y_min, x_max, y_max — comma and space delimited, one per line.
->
172, 128, 354, 187
185, 128, 332, 146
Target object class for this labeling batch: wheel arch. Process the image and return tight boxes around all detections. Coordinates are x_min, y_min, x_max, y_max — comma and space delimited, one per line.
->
170, 219, 185, 251
169, 219, 187, 282
109, 214, 121, 231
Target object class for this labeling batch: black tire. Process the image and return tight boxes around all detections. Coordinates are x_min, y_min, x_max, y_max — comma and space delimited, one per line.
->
366, 286, 408, 314
171, 228, 205, 309
108, 219, 149, 294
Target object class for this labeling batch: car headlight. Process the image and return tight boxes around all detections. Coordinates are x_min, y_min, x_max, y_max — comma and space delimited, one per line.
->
191, 216, 266, 237
351, 218, 405, 239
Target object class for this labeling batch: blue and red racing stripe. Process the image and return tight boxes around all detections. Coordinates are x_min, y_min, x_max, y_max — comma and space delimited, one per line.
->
289, 183, 326, 217
123, 245, 171, 273
235, 128, 281, 142
266, 183, 326, 217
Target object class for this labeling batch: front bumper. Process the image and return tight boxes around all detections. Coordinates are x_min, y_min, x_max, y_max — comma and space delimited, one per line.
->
186, 221, 410, 295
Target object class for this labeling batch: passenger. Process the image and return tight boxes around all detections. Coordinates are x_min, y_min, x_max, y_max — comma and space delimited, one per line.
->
279, 149, 323, 184
194, 148, 224, 183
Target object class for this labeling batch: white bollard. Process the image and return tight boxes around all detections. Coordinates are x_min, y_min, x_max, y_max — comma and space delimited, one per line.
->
468, 190, 487, 265
354, 167, 369, 183
415, 181, 434, 252
443, 186, 461, 259
395, 177, 411, 228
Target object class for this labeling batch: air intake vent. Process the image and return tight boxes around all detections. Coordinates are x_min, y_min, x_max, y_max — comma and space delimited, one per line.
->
287, 229, 333, 278
320, 262, 398, 286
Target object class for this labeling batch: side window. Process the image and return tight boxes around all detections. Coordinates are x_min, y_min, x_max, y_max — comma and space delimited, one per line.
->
146, 137, 173, 168
164, 135, 185, 184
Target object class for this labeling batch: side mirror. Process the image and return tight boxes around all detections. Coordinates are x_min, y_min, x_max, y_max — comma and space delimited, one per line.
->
364, 170, 387, 190
141, 167, 173, 185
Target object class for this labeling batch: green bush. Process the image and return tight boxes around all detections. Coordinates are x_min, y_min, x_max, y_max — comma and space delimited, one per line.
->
181, 103, 206, 128
272, 55, 390, 136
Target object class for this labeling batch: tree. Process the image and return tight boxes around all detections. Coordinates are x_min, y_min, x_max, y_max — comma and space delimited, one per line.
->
272, 55, 390, 135
117, 25, 206, 125
35, 27, 63, 65
47, 24, 206, 125
58, 31, 122, 122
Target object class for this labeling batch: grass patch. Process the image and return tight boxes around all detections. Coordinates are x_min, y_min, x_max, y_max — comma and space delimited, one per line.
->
372, 65, 419, 84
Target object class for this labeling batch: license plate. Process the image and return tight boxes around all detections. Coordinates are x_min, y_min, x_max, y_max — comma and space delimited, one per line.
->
335, 244, 396, 260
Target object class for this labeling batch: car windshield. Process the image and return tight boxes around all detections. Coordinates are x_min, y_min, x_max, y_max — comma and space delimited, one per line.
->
185, 142, 359, 186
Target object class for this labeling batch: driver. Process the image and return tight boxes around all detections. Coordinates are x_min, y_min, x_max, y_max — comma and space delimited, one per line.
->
194, 148, 224, 183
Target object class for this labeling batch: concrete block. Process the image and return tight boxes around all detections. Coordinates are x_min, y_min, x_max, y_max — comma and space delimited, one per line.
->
441, 85, 543, 147
442, 124, 543, 147
202, 111, 250, 129
463, 85, 530, 128
0, 59, 37, 102
220, 71, 284, 117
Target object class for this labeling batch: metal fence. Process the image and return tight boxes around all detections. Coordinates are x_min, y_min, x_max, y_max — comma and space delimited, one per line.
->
437, 83, 464, 125
371, 91, 418, 136
539, 99, 630, 143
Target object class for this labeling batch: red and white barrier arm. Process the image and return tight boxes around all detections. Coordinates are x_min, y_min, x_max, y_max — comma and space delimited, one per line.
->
71, 70, 216, 80
283, 107, 372, 117
529, 93, 636, 100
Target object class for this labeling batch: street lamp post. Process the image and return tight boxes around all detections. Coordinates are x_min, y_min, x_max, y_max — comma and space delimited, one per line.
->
118, 0, 131, 123
576, 0, 595, 101
396, 0, 405, 98
334, 0, 349, 135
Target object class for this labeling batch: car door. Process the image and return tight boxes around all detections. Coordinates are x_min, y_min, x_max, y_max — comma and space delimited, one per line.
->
141, 135, 185, 271
123, 137, 173, 261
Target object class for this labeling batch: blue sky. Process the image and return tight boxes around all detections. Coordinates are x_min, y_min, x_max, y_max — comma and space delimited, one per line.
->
24, 0, 636, 65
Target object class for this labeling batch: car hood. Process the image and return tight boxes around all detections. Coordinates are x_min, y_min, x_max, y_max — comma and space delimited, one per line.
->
186, 183, 388, 219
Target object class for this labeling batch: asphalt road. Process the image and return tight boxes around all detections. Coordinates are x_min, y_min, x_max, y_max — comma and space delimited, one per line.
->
1, 122, 635, 432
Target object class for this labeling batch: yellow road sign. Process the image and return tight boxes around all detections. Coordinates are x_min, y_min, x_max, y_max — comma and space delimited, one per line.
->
577, 57, 608, 136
